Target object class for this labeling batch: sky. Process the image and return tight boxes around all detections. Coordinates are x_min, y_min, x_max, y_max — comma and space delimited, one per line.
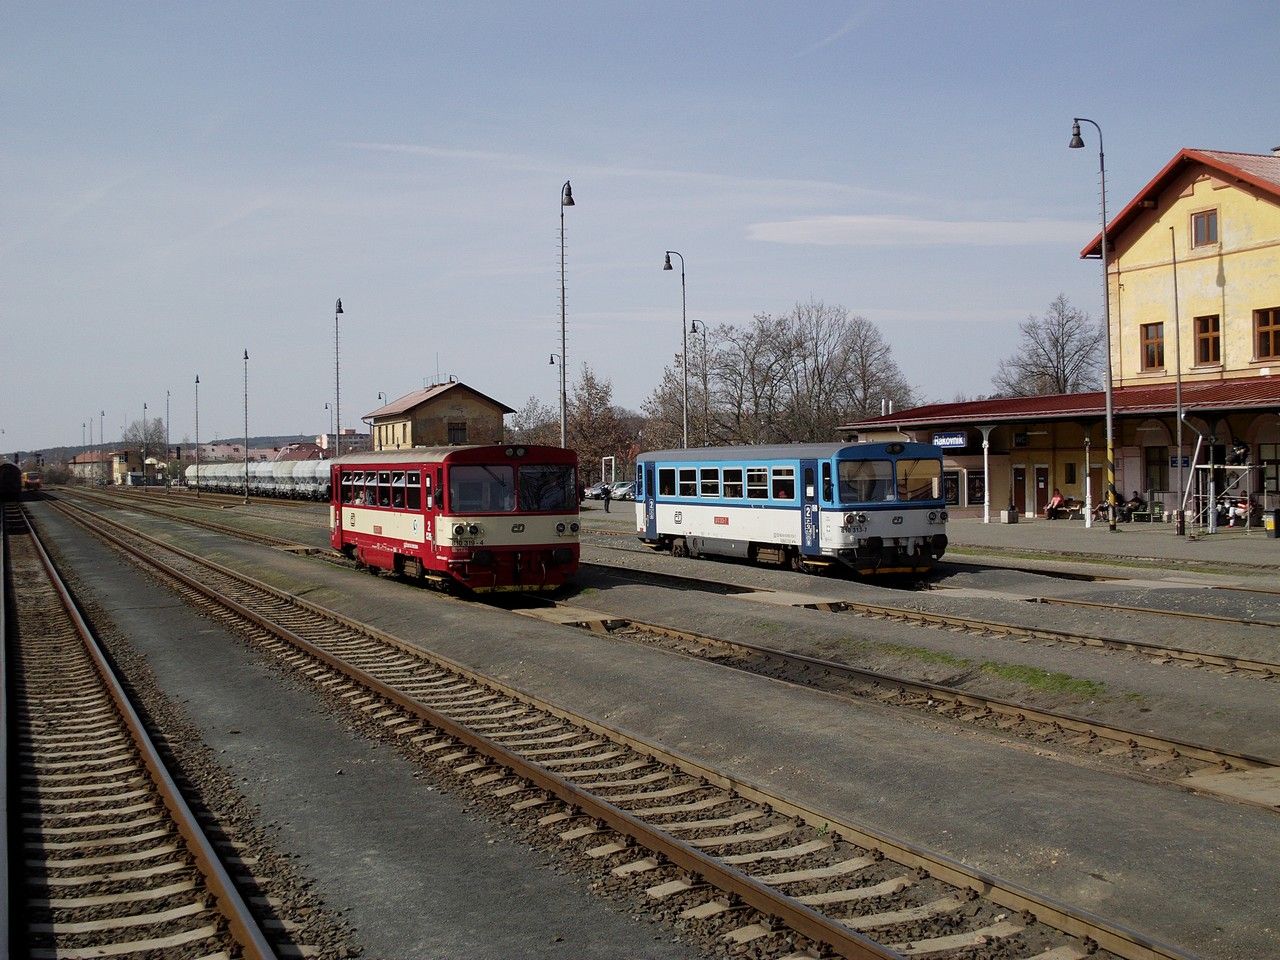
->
4, 1, 1279, 453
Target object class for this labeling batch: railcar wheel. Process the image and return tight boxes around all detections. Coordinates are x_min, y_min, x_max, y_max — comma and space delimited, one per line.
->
671, 537, 690, 558
790, 550, 815, 574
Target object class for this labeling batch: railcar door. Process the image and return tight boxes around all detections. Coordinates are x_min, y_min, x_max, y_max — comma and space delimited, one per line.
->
641, 462, 657, 540
800, 460, 821, 556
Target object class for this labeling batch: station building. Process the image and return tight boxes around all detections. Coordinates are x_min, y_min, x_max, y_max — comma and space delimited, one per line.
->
844, 146, 1280, 519
363, 380, 514, 452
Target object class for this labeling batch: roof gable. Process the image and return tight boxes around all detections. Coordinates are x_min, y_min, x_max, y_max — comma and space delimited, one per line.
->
364, 381, 516, 420
1081, 148, 1280, 258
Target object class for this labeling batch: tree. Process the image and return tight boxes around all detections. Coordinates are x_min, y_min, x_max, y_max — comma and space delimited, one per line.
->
566, 365, 636, 483
992, 295, 1103, 397
507, 396, 559, 447
121, 417, 166, 460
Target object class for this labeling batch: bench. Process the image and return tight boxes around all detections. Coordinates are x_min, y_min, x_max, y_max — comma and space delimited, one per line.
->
1048, 499, 1084, 520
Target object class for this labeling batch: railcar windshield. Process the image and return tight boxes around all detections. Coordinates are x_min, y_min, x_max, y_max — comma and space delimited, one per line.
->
518, 465, 577, 511
897, 458, 943, 501
837, 459, 894, 503
449, 464, 516, 513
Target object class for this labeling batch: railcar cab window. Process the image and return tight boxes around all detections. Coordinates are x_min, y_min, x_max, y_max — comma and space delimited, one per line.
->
518, 464, 576, 511
770, 467, 796, 500
897, 459, 943, 501
678, 468, 697, 497
722, 467, 744, 499
450, 464, 515, 513
700, 468, 720, 498
838, 460, 893, 503
746, 467, 769, 499
658, 468, 676, 496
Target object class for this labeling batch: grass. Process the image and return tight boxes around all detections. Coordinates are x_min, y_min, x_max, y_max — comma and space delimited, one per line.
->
872, 641, 969, 669
978, 662, 1106, 698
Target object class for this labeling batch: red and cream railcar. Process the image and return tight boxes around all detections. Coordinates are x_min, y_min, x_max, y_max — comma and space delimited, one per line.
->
329, 445, 580, 592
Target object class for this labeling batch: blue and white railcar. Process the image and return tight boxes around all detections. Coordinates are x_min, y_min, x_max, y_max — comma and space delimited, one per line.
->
634, 442, 948, 575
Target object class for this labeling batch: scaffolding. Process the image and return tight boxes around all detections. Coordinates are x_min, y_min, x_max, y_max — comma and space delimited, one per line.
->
1179, 434, 1264, 532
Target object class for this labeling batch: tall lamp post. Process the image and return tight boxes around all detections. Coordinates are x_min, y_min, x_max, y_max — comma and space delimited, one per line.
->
142, 402, 148, 483
690, 319, 709, 447
325, 402, 334, 455
662, 250, 688, 448
558, 180, 574, 448
1070, 117, 1117, 531
334, 298, 344, 457
243, 349, 250, 503
99, 410, 105, 485
165, 388, 171, 491
194, 375, 200, 498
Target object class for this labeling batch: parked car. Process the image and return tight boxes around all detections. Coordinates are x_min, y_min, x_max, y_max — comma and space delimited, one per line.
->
583, 482, 607, 500
609, 481, 635, 501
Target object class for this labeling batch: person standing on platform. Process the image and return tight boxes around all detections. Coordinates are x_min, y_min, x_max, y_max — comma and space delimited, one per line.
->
602, 483, 611, 513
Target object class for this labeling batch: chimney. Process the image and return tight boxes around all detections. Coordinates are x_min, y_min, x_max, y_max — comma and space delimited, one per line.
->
1273, 146, 1280, 157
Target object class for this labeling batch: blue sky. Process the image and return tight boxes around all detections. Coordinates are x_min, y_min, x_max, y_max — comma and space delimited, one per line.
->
4, 2, 1278, 451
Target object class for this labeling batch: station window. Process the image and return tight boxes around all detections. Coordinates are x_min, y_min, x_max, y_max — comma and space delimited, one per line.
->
1140, 322, 1164, 370
658, 468, 676, 496
448, 421, 467, 445
771, 467, 796, 500
1256, 307, 1280, 360
746, 467, 769, 499
1065, 463, 1077, 485
722, 467, 744, 499
1191, 209, 1218, 247
700, 468, 720, 498
1195, 315, 1220, 365
406, 471, 422, 510
678, 468, 697, 497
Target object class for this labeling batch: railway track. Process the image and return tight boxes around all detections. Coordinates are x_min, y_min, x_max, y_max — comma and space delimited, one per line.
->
43, 495, 1195, 959
581, 549, 1280, 678
3, 503, 277, 959
511, 589, 1278, 812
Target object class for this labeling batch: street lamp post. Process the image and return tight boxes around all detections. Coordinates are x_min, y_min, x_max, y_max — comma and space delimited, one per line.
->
243, 349, 250, 503
1070, 117, 1117, 531
194, 375, 200, 498
325, 402, 334, 454
690, 319, 709, 447
99, 410, 105, 485
165, 388, 171, 491
142, 402, 148, 483
663, 251, 688, 448
559, 180, 574, 448
334, 298, 344, 458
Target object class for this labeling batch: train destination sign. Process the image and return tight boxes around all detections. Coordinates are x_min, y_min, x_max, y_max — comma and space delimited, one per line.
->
931, 431, 968, 449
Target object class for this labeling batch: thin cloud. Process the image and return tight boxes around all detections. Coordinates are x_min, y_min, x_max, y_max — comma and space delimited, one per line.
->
747, 214, 1092, 246
798, 5, 877, 56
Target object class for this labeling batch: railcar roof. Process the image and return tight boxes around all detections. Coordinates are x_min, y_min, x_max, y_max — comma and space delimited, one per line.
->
637, 442, 941, 463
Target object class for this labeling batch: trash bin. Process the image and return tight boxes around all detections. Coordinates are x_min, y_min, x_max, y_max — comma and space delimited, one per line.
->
1266, 509, 1279, 539
1174, 510, 1186, 537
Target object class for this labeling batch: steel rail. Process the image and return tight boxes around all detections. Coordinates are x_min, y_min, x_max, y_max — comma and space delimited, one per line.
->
585, 558, 1280, 676
48, 499, 896, 957
559, 611, 1275, 774
51, 496, 1197, 960
1028, 594, 1280, 628
1, 506, 11, 957
18, 507, 279, 960
60, 488, 306, 549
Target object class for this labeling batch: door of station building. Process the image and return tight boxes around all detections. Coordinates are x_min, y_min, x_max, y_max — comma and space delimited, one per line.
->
1089, 467, 1104, 508
1034, 467, 1049, 515
1012, 467, 1027, 514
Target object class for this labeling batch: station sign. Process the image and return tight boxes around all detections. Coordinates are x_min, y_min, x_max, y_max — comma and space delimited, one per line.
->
931, 431, 968, 450
1169, 456, 1190, 468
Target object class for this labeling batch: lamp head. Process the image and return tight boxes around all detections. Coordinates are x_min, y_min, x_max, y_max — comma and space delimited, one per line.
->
663, 252, 673, 271
335, 298, 343, 314
548, 354, 555, 365
561, 181, 574, 206
195, 375, 199, 384
243, 349, 249, 361
1069, 120, 1085, 149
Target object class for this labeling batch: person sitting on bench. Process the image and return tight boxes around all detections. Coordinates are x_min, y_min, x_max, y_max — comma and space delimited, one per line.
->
1121, 490, 1146, 521
1045, 487, 1066, 519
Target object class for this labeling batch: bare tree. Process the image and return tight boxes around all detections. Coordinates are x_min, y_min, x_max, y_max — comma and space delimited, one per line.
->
507, 396, 559, 447
567, 365, 636, 483
992, 294, 1103, 397
121, 418, 166, 459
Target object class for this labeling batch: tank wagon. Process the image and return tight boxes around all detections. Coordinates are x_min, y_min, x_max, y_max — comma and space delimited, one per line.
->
184, 460, 331, 500
635, 441, 948, 576
330, 445, 580, 592
0, 462, 20, 502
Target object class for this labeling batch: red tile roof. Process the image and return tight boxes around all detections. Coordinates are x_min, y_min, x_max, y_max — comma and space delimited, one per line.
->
844, 376, 1280, 430
1081, 148, 1280, 258
363, 381, 516, 420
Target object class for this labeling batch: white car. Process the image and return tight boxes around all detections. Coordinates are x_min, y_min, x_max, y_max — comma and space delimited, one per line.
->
608, 481, 635, 501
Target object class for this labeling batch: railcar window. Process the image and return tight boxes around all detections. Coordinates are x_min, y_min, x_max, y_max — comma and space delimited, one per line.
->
722, 467, 744, 499
700, 468, 720, 498
658, 468, 676, 496
519, 465, 576, 511
838, 460, 894, 502
771, 467, 796, 500
407, 471, 422, 510
821, 463, 832, 502
897, 459, 943, 501
378, 472, 391, 507
746, 467, 769, 499
391, 471, 406, 508
341, 472, 356, 503
678, 468, 697, 497
450, 464, 515, 512
363, 473, 378, 505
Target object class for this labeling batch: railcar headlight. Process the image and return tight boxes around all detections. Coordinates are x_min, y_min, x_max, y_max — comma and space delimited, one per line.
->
556, 522, 566, 533
468, 524, 480, 535
569, 522, 580, 533
928, 511, 938, 522
857, 512, 868, 524
940, 510, 948, 522
843, 513, 856, 526
453, 523, 465, 536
